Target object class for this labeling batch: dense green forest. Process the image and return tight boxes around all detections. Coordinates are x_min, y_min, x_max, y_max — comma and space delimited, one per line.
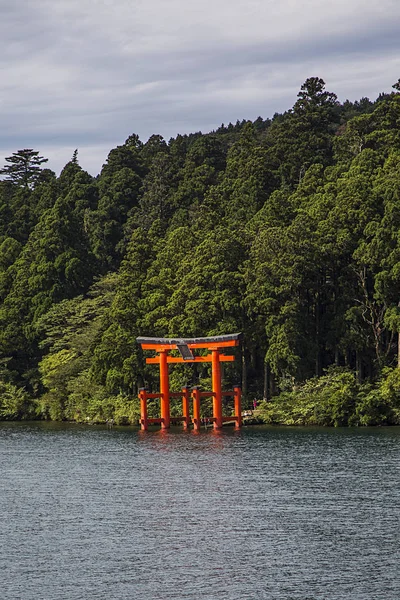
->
2, 77, 400, 426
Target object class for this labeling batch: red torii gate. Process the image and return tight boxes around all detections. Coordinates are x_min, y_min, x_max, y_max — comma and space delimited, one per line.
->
137, 333, 242, 431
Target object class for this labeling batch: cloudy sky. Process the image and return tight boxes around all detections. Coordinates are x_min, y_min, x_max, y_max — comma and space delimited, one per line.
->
1, 0, 400, 176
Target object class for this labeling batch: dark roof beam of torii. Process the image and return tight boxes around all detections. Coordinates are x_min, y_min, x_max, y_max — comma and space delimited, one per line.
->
136, 333, 242, 347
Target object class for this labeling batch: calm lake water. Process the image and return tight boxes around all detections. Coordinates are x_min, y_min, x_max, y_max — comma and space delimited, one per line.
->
0, 422, 399, 600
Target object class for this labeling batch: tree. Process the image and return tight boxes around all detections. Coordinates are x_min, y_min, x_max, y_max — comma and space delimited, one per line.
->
266, 78, 340, 188
36, 273, 118, 419
0, 149, 48, 188
392, 79, 400, 92
294, 77, 339, 113
91, 224, 161, 393
0, 193, 98, 390
90, 138, 146, 268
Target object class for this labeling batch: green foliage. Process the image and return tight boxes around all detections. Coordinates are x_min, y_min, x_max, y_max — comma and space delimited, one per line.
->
259, 369, 358, 426
64, 371, 139, 425
0, 381, 34, 420
35, 274, 118, 420
2, 79, 400, 426
259, 366, 400, 427
0, 149, 48, 188
265, 78, 340, 189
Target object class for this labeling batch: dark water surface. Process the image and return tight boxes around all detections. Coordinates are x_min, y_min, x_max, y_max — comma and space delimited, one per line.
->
0, 422, 399, 600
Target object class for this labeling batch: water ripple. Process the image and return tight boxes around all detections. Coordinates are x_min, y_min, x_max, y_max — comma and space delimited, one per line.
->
0, 423, 399, 599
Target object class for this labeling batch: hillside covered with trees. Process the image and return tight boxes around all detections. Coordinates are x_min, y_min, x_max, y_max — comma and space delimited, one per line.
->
2, 77, 400, 426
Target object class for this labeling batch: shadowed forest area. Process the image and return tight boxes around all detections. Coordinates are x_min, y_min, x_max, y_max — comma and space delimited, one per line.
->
2, 77, 400, 426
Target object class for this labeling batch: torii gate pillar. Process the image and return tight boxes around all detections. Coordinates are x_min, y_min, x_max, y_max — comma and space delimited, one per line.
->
159, 350, 170, 429
212, 350, 223, 429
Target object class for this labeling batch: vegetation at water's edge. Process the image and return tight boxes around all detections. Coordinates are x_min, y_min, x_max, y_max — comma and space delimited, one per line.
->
258, 367, 400, 427
2, 77, 400, 426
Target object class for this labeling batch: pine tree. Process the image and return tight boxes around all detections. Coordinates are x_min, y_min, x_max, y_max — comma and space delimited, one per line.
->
0, 149, 48, 188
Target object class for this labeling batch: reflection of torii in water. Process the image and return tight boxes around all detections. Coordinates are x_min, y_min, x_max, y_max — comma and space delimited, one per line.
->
136, 334, 242, 431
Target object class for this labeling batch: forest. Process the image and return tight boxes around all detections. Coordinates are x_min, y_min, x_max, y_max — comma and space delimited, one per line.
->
1, 77, 400, 427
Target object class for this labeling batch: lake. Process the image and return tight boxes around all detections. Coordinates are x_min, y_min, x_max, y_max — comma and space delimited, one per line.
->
0, 422, 399, 599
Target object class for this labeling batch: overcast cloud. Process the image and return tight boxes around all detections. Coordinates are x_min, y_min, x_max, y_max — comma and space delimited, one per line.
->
1, 0, 400, 175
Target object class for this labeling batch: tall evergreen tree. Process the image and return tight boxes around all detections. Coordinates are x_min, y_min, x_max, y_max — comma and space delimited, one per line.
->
0, 149, 48, 188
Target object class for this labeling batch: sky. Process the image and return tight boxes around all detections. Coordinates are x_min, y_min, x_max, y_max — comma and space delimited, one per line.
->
1, 0, 400, 176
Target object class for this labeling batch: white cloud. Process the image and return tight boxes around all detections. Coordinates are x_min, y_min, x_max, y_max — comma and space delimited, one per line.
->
1, 0, 399, 175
